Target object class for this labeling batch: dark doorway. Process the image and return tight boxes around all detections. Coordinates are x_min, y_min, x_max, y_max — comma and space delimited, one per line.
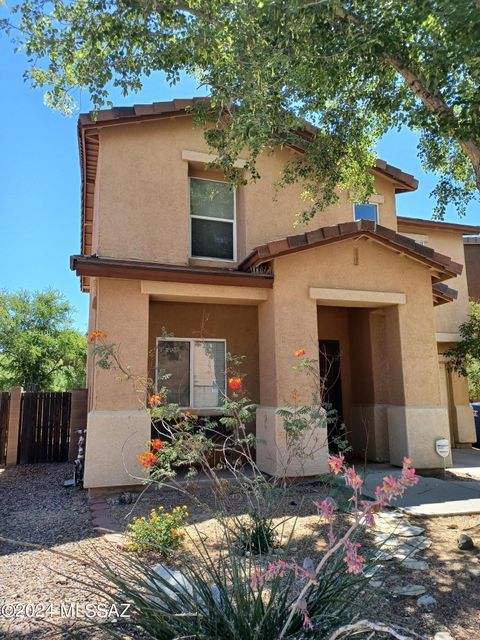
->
319, 340, 344, 453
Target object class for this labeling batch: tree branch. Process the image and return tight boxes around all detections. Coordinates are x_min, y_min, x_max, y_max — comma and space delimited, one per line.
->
328, 620, 426, 640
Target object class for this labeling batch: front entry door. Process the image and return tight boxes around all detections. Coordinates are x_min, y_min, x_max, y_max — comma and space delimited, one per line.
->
319, 340, 344, 453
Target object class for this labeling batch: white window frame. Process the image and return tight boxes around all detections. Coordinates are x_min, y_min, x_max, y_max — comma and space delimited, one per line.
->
155, 337, 227, 410
189, 176, 237, 262
352, 202, 379, 223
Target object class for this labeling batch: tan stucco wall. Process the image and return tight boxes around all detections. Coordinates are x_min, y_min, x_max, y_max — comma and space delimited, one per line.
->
85, 277, 151, 489
464, 243, 480, 301
397, 222, 470, 334
93, 116, 398, 267
90, 278, 149, 411
148, 301, 260, 403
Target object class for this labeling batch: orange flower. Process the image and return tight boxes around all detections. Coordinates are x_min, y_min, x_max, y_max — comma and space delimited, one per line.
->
184, 410, 192, 418
294, 348, 306, 358
151, 439, 164, 452
291, 391, 302, 404
228, 377, 243, 392
89, 330, 107, 343
138, 451, 157, 468
148, 394, 163, 407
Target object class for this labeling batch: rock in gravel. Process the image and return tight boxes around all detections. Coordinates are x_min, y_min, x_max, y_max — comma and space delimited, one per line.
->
434, 633, 455, 640
118, 491, 134, 504
457, 534, 474, 550
150, 564, 194, 601
393, 584, 427, 597
417, 594, 437, 607
402, 559, 429, 571
396, 524, 425, 537
467, 568, 480, 579
104, 533, 127, 547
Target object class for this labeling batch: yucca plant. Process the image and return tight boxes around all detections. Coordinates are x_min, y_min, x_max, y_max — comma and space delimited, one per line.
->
79, 526, 375, 640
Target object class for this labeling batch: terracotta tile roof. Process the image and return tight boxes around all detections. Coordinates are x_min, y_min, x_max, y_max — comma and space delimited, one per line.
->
77, 98, 419, 259
398, 216, 480, 235
238, 219, 463, 282
432, 282, 458, 305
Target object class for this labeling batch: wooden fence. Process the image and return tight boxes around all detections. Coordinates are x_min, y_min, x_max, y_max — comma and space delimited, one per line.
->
0, 392, 9, 465
17, 392, 72, 464
0, 388, 87, 466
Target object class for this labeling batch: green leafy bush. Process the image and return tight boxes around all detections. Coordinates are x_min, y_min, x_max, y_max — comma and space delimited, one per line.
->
126, 506, 188, 554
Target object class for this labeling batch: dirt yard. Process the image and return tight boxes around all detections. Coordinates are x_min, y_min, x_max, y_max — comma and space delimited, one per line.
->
1, 465, 479, 639
0, 464, 117, 639
107, 478, 480, 640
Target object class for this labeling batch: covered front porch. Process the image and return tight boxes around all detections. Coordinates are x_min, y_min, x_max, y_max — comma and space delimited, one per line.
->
73, 219, 475, 490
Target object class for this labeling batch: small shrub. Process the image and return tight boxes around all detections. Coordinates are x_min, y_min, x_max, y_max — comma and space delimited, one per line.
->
126, 506, 188, 554
235, 511, 277, 554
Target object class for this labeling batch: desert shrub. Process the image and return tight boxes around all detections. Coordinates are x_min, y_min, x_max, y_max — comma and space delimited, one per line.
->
126, 506, 188, 554
235, 510, 278, 554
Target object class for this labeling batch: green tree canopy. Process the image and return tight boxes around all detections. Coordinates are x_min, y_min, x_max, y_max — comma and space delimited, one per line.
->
0, 289, 87, 391
2, 0, 480, 222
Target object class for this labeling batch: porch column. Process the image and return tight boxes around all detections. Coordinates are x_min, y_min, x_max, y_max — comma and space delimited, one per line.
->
385, 301, 452, 468
84, 278, 150, 490
449, 371, 476, 446
256, 284, 328, 477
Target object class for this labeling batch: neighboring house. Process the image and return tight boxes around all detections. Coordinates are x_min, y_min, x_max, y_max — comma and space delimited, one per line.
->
71, 98, 480, 491
464, 237, 480, 301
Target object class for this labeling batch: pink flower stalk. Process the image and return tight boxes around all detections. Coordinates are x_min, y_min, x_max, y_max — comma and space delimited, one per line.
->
344, 539, 364, 574
328, 453, 345, 475
314, 496, 337, 522
344, 466, 363, 491
250, 567, 264, 591
297, 598, 313, 630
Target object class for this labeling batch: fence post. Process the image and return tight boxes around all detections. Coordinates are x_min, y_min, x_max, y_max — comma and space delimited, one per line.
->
5, 386, 23, 466
68, 388, 88, 461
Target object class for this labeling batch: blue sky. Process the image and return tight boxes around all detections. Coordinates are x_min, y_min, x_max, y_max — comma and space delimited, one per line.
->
1, 39, 478, 331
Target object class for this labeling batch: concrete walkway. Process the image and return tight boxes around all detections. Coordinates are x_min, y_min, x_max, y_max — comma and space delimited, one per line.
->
363, 452, 480, 516
448, 447, 480, 480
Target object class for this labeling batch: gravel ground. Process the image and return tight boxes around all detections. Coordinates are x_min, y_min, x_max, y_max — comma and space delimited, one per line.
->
106, 478, 480, 640
1, 465, 480, 640
0, 464, 116, 639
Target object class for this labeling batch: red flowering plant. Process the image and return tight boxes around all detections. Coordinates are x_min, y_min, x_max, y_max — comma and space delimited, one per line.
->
84, 332, 422, 640
276, 348, 351, 479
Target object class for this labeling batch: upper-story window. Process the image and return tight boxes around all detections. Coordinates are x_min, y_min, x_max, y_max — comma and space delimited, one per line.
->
190, 177, 236, 261
354, 203, 378, 223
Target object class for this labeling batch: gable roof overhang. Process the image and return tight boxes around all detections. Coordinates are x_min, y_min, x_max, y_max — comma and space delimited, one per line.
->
77, 98, 419, 266
238, 219, 463, 287
397, 216, 480, 236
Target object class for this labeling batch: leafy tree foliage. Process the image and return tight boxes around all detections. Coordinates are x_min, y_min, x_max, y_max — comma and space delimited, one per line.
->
446, 300, 480, 400
0, 289, 87, 391
2, 0, 480, 221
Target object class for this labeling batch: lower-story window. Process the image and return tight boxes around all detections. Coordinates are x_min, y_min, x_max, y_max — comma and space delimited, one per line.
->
156, 337, 226, 409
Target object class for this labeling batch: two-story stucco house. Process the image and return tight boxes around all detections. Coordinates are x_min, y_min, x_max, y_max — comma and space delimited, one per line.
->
71, 98, 480, 492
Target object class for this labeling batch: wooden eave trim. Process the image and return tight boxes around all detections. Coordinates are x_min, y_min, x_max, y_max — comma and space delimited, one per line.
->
70, 256, 274, 289
397, 216, 480, 235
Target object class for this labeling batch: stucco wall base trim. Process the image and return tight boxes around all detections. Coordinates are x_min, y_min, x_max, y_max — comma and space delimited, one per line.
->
256, 406, 328, 477
350, 404, 390, 462
454, 404, 477, 443
387, 405, 452, 469
84, 410, 150, 489
436, 332, 461, 343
